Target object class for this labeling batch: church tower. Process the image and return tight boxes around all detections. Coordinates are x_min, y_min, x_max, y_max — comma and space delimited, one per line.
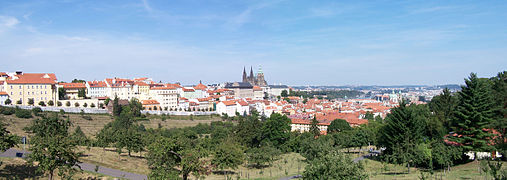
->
256, 65, 267, 86
242, 67, 248, 83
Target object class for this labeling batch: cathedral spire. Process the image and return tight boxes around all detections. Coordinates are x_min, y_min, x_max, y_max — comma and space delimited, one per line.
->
250, 66, 254, 80
242, 66, 247, 82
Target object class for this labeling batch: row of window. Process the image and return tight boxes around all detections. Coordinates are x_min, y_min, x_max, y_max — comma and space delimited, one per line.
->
10, 85, 49, 89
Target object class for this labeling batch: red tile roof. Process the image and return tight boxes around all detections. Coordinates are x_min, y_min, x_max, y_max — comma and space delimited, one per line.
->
222, 100, 236, 106
0, 91, 7, 95
194, 83, 207, 90
60, 82, 86, 89
6, 73, 57, 84
87, 81, 108, 87
183, 88, 195, 92
237, 100, 248, 106
253, 86, 262, 91
142, 100, 160, 105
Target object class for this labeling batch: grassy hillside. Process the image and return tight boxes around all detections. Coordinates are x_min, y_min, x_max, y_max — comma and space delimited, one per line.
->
0, 112, 222, 138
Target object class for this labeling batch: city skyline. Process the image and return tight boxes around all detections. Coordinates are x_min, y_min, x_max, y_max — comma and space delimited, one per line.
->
1, 0, 506, 85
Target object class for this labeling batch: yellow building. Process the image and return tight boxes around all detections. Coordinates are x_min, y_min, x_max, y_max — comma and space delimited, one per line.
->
5, 72, 58, 106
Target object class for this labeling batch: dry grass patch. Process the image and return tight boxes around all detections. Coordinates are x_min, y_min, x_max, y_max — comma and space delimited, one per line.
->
77, 146, 150, 175
0, 157, 116, 180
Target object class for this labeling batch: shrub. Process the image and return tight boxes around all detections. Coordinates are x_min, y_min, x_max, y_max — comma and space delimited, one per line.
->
48, 100, 54, 106
5, 99, 11, 105
83, 103, 88, 108
16, 100, 22, 105
57, 101, 62, 106
66, 101, 71, 107
82, 115, 93, 121
15, 108, 33, 118
28, 98, 34, 105
1, 107, 15, 115
38, 101, 46, 106
75, 102, 80, 107
90, 103, 96, 108
32, 107, 43, 116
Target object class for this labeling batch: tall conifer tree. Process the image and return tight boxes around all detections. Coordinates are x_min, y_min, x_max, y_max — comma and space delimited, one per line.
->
451, 73, 496, 154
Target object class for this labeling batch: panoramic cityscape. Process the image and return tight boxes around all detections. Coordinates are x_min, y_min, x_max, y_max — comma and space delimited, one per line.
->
1, 0, 507, 180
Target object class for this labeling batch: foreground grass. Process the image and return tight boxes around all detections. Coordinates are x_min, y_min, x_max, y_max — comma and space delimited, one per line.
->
78, 146, 306, 180
0, 157, 117, 180
363, 158, 507, 180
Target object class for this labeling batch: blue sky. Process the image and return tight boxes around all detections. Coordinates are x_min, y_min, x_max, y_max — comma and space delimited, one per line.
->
1, 0, 506, 85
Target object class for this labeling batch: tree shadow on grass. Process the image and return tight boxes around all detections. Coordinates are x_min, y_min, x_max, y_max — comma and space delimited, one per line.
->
0, 163, 43, 179
212, 170, 237, 175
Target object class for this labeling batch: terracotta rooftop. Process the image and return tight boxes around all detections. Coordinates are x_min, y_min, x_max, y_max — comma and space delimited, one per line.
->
60, 82, 86, 89
142, 100, 160, 105
6, 73, 57, 84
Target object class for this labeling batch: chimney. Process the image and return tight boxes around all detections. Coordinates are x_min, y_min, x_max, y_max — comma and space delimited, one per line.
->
15, 71, 22, 75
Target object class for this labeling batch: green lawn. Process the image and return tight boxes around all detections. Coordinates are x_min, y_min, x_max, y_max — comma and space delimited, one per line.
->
362, 158, 506, 180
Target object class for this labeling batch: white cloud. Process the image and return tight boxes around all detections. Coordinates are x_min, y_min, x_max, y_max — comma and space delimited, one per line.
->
65, 36, 90, 41
141, 0, 152, 13
0, 16, 20, 28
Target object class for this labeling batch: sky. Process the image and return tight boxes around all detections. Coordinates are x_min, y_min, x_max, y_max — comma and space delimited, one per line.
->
1, 0, 506, 86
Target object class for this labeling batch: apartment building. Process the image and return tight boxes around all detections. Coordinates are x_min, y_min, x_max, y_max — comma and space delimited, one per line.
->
4, 72, 58, 106
149, 86, 178, 109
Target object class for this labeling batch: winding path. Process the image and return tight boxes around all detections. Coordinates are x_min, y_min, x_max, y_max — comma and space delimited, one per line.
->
0, 148, 148, 180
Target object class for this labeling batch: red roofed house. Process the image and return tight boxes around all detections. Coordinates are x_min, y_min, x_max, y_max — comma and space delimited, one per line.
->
141, 100, 161, 111
4, 72, 58, 106
290, 118, 331, 135
0, 91, 8, 105
217, 100, 238, 116
86, 80, 109, 98
59, 82, 86, 100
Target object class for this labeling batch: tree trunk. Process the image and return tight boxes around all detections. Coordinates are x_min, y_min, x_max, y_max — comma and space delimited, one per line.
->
407, 162, 410, 174
183, 172, 188, 180
128, 150, 131, 157
49, 170, 53, 180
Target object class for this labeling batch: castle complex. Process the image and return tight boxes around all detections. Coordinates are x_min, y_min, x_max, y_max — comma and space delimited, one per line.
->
242, 66, 267, 87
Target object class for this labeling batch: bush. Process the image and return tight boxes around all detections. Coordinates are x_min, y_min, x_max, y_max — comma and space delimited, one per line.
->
66, 101, 71, 107
83, 103, 88, 108
75, 102, 80, 107
90, 103, 95, 108
28, 98, 34, 105
5, 99, 11, 105
47, 100, 54, 106
57, 101, 62, 106
1, 107, 15, 115
38, 101, 46, 106
16, 100, 22, 105
82, 115, 93, 121
15, 108, 33, 118
32, 107, 43, 116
